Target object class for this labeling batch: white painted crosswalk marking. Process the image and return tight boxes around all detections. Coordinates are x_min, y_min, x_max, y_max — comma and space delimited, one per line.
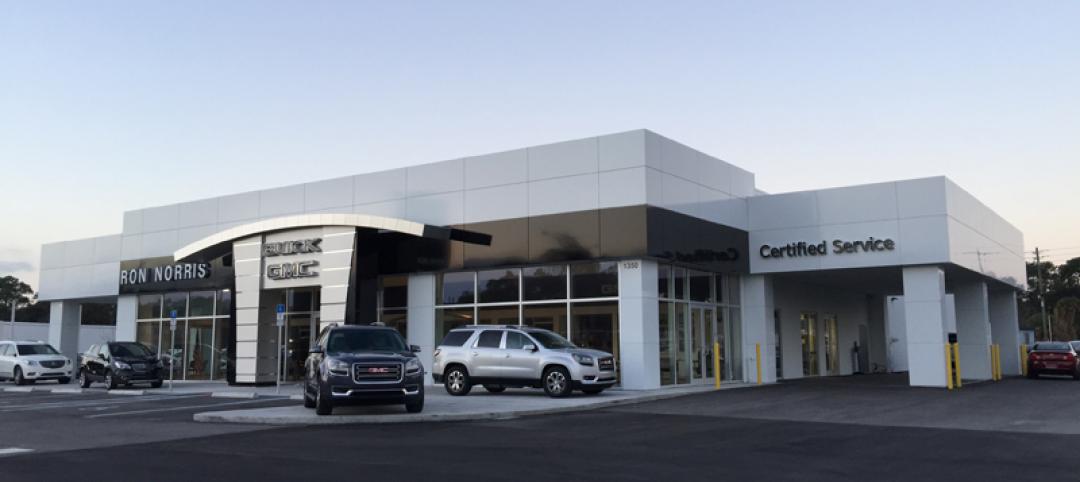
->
0, 447, 34, 456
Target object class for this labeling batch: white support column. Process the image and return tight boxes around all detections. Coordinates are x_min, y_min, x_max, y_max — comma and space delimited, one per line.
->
233, 235, 265, 384
954, 281, 992, 380
115, 295, 138, 342
902, 266, 949, 387
740, 274, 776, 384
989, 289, 1022, 376
48, 301, 80, 363
407, 273, 436, 386
315, 227, 356, 332
617, 259, 659, 390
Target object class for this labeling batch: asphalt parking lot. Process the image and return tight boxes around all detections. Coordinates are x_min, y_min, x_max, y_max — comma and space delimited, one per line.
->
1, 374, 1078, 481
0, 387, 296, 455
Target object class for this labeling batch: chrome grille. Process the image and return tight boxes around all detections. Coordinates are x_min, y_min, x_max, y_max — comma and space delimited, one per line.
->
352, 363, 403, 383
598, 357, 615, 371
40, 360, 65, 369
131, 363, 147, 371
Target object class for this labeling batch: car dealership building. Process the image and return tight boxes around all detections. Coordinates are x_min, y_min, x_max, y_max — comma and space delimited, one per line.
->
36, 129, 1026, 389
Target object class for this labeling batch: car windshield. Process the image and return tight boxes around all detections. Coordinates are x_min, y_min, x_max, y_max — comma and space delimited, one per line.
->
110, 342, 154, 358
17, 344, 59, 356
326, 330, 408, 354
1034, 342, 1071, 351
527, 330, 576, 349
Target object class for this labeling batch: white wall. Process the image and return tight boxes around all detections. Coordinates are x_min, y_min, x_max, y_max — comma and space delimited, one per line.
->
5, 322, 115, 355
38, 234, 122, 301
109, 129, 757, 264
747, 177, 1026, 290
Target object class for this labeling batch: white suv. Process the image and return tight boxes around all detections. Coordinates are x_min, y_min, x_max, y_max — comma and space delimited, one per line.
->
0, 340, 74, 385
432, 326, 617, 398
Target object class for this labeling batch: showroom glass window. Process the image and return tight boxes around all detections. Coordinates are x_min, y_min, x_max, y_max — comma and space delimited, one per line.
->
135, 290, 233, 382
656, 266, 742, 386
434, 262, 621, 374
379, 275, 408, 339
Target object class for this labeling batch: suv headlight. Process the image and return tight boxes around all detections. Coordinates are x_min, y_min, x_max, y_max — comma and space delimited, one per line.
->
327, 359, 350, 376
405, 358, 422, 374
572, 354, 594, 366
64, 359, 71, 366
113, 360, 131, 370
26, 360, 39, 367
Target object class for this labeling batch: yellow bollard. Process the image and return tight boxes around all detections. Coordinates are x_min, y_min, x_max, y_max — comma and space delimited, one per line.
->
952, 343, 962, 388
714, 341, 721, 390
755, 343, 762, 386
990, 344, 998, 381
1020, 344, 1029, 377
995, 344, 1002, 380
945, 343, 954, 390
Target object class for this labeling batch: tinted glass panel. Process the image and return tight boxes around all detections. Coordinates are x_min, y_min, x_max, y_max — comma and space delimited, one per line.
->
571, 262, 618, 299
440, 330, 474, 347
529, 210, 600, 263
380, 276, 408, 308
109, 342, 154, 358
436, 308, 473, 340
522, 303, 568, 338
673, 268, 686, 300
80, 303, 117, 325
571, 301, 619, 359
715, 275, 725, 304
523, 265, 567, 301
136, 322, 161, 355
217, 290, 233, 315
1035, 342, 1071, 351
658, 265, 671, 299
381, 309, 407, 340
689, 271, 711, 302
163, 292, 187, 319
439, 272, 475, 305
462, 218, 529, 268
137, 294, 162, 319
288, 289, 315, 312
477, 306, 519, 326
189, 291, 215, 317
477, 269, 519, 303
599, 205, 647, 258
727, 276, 741, 305
476, 330, 503, 348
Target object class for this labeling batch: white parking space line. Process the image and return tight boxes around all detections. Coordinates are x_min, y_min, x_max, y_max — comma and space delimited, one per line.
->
0, 394, 204, 412
84, 399, 285, 418
0, 447, 34, 456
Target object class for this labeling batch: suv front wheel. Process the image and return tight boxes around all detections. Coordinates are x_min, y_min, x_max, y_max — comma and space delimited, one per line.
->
444, 366, 472, 396
542, 366, 572, 398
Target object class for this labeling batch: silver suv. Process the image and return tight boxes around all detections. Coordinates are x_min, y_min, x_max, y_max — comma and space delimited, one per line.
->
431, 326, 617, 398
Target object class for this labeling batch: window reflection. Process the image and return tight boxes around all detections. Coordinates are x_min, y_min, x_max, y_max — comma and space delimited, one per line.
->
523, 304, 568, 338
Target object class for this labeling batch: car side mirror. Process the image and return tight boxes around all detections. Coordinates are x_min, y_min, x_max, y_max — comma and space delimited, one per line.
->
98, 353, 107, 360
309, 345, 323, 354
523, 344, 537, 352
410, 345, 421, 353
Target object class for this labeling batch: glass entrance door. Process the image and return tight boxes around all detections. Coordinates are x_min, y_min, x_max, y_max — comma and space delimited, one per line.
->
691, 306, 717, 381
284, 315, 315, 381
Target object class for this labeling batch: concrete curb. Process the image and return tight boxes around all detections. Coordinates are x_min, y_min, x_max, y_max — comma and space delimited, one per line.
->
211, 391, 259, 399
289, 394, 305, 401
107, 389, 146, 396
50, 388, 84, 394
3, 387, 37, 393
193, 385, 747, 425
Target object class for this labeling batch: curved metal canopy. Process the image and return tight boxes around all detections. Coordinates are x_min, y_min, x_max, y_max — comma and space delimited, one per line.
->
173, 213, 489, 262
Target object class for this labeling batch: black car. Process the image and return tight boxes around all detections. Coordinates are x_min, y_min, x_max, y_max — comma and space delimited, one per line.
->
303, 324, 424, 415
1027, 341, 1080, 380
79, 342, 164, 389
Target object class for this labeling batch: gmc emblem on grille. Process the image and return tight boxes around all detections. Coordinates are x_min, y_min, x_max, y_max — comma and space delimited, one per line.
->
368, 367, 390, 373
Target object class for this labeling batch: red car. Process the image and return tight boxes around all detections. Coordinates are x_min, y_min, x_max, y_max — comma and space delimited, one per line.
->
1027, 342, 1080, 380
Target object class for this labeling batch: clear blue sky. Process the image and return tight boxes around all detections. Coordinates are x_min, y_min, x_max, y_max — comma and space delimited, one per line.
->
2, 1, 1078, 289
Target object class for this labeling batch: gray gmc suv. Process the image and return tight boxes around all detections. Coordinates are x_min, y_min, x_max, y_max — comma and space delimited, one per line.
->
303, 324, 424, 415
431, 326, 617, 398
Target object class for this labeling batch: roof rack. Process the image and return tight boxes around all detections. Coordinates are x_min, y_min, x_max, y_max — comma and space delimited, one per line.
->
369, 322, 386, 327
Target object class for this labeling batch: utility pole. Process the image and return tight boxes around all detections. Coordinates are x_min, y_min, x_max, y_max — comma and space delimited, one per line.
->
1035, 247, 1050, 341
8, 300, 15, 340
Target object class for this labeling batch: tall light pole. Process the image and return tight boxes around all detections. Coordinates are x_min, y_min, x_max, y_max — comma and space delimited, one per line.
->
1035, 247, 1050, 340
8, 300, 14, 340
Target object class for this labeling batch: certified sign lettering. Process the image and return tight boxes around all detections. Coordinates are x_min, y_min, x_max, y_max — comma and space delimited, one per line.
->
759, 237, 896, 259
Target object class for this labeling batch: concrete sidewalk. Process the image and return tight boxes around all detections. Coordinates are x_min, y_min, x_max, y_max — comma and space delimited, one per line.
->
193, 383, 755, 425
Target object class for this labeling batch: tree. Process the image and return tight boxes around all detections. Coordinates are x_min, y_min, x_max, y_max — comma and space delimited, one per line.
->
1052, 297, 1080, 342
0, 276, 33, 316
